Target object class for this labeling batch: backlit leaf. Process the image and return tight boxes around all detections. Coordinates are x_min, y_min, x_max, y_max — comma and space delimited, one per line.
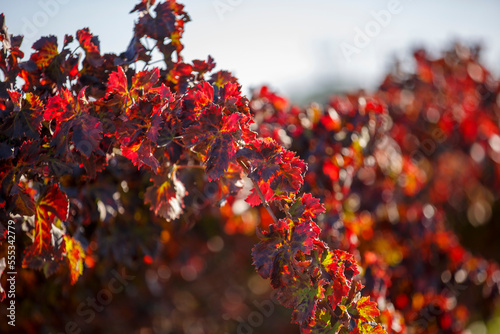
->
63, 235, 85, 285
183, 104, 245, 180
30, 36, 58, 68
237, 138, 282, 182
276, 278, 324, 325
23, 184, 68, 268
144, 167, 186, 221
356, 296, 380, 323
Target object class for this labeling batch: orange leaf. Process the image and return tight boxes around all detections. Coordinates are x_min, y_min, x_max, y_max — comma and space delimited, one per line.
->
23, 184, 68, 268
64, 235, 85, 285
357, 296, 380, 323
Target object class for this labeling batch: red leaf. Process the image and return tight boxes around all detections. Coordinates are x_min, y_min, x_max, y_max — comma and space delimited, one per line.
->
245, 180, 274, 206
45, 88, 103, 158
105, 67, 164, 107
238, 138, 283, 182
134, 2, 176, 41
192, 56, 215, 74
290, 221, 321, 256
144, 168, 186, 221
44, 89, 75, 129
252, 218, 321, 290
23, 184, 68, 268
276, 278, 324, 325
353, 323, 387, 334
63, 34, 73, 47
334, 249, 360, 278
1, 92, 44, 139
150, 83, 175, 105
105, 66, 128, 102
289, 193, 325, 222
183, 104, 245, 181
76, 28, 103, 67
72, 112, 103, 158
270, 150, 307, 194
217, 161, 244, 201
76, 28, 100, 54
63, 235, 84, 285
210, 70, 237, 88
131, 67, 160, 93
184, 81, 214, 112
328, 271, 350, 309
30, 36, 59, 68
356, 296, 380, 323
121, 140, 159, 170
252, 219, 290, 280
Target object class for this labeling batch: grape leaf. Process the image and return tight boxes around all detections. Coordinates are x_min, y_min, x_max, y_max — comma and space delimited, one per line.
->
105, 67, 162, 107
121, 140, 159, 170
289, 193, 326, 222
356, 296, 380, 323
105, 66, 128, 104
76, 28, 103, 67
192, 56, 215, 75
73, 112, 104, 157
131, 68, 160, 97
270, 150, 307, 194
327, 264, 350, 308
290, 221, 321, 256
183, 104, 245, 180
301, 315, 342, 334
10, 184, 36, 216
252, 218, 290, 280
276, 277, 324, 325
23, 184, 69, 268
334, 249, 360, 279
63, 235, 85, 285
63, 34, 73, 47
134, 1, 176, 41
23, 35, 73, 87
184, 81, 214, 112
253, 219, 321, 289
245, 179, 274, 206
320, 252, 339, 280
1, 91, 43, 139
237, 138, 283, 182
216, 161, 244, 202
210, 70, 237, 88
45, 88, 103, 158
144, 168, 186, 221
30, 36, 58, 68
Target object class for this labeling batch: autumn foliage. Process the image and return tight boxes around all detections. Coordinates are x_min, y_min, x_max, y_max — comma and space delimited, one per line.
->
1, 1, 500, 333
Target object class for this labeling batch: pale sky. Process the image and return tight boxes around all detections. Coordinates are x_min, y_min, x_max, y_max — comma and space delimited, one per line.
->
2, 0, 500, 100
